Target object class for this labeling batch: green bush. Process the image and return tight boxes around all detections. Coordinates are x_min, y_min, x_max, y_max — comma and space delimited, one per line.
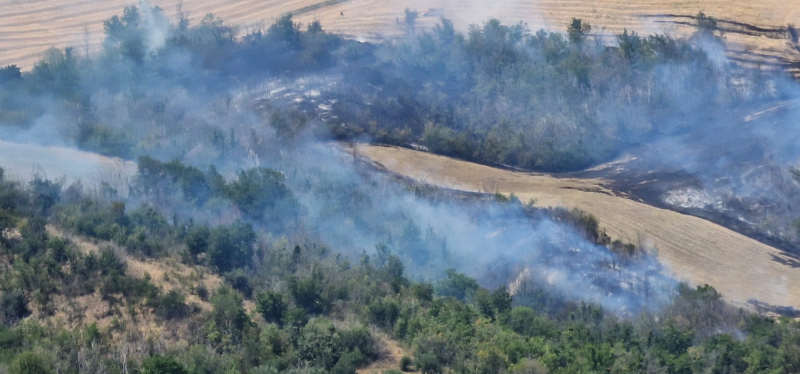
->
207, 221, 256, 272
142, 356, 189, 374
399, 356, 413, 372
256, 291, 287, 325
9, 352, 53, 374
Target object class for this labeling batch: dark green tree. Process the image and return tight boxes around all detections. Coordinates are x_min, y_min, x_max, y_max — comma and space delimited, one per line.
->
256, 291, 287, 325
9, 352, 53, 374
142, 356, 189, 374
567, 18, 591, 44
207, 221, 255, 272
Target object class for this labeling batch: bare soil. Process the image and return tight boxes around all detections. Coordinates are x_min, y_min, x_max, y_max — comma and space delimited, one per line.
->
3, 0, 800, 72
359, 144, 800, 313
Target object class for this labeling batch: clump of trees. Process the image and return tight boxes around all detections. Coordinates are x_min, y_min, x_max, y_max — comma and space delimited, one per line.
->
328, 16, 766, 171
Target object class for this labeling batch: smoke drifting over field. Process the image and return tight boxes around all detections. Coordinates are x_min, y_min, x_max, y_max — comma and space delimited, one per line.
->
3, 0, 800, 315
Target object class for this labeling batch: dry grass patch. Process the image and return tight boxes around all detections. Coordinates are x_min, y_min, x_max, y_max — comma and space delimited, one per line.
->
359, 144, 800, 312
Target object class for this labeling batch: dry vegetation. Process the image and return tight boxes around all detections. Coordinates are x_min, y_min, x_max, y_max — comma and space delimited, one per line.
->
3, 0, 800, 71
359, 144, 800, 313
0, 139, 136, 186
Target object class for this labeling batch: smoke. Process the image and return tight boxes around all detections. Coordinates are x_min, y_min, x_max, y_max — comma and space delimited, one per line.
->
138, 0, 170, 54
10, 1, 799, 316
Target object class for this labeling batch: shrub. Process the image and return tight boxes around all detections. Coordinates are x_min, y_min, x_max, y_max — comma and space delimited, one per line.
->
184, 225, 210, 260
256, 291, 287, 325
149, 289, 188, 320
411, 283, 434, 302
195, 284, 209, 301
0, 290, 29, 325
10, 352, 53, 374
399, 356, 413, 372
435, 269, 479, 301
288, 269, 327, 314
207, 221, 255, 272
142, 355, 189, 374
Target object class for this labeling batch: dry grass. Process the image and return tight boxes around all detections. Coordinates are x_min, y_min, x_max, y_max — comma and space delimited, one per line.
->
45, 225, 223, 313
0, 139, 137, 187
2, 0, 799, 71
356, 331, 417, 374
359, 144, 800, 312
10, 226, 221, 355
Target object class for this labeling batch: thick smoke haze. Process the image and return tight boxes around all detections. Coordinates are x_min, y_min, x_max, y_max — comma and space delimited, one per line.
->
4, 0, 799, 316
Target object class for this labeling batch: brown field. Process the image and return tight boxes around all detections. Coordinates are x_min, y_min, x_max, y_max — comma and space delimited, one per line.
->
359, 144, 800, 312
3, 0, 800, 71
0, 139, 136, 186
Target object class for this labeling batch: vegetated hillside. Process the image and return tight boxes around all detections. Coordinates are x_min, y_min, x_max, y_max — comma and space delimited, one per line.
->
3, 0, 800, 71
358, 144, 800, 313
2, 161, 800, 373
4, 4, 800, 373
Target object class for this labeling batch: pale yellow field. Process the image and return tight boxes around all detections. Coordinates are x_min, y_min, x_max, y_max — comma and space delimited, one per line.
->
2, 0, 800, 70
0, 139, 136, 185
359, 144, 800, 312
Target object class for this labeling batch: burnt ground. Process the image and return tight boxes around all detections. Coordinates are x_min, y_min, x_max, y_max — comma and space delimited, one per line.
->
570, 99, 800, 255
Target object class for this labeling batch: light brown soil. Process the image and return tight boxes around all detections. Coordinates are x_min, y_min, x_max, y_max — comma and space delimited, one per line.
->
0, 139, 136, 186
357, 331, 417, 374
46, 225, 223, 312
359, 144, 800, 312
2, 0, 799, 71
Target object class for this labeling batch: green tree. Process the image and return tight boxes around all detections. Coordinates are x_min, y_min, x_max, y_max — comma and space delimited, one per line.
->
288, 268, 327, 314
142, 356, 189, 374
567, 18, 591, 44
404, 8, 419, 34
209, 286, 252, 346
9, 352, 53, 374
225, 168, 300, 225
436, 269, 479, 301
0, 65, 22, 84
256, 291, 287, 325
207, 221, 256, 272
185, 225, 210, 261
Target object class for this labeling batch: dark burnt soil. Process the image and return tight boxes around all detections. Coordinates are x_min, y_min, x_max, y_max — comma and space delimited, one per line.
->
568, 100, 800, 255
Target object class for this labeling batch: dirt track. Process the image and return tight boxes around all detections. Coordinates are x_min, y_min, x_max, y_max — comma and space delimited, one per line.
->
359, 145, 800, 312
3, 0, 799, 71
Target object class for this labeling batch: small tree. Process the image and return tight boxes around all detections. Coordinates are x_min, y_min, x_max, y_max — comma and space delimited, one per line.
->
696, 11, 718, 35
288, 268, 327, 314
184, 225, 210, 261
0, 65, 22, 84
567, 18, 591, 44
9, 352, 53, 374
256, 291, 287, 325
206, 221, 255, 272
404, 8, 419, 34
399, 356, 414, 372
142, 356, 189, 374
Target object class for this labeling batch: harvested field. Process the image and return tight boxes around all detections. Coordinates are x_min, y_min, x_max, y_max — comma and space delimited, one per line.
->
359, 144, 800, 313
0, 139, 136, 185
3, 0, 800, 71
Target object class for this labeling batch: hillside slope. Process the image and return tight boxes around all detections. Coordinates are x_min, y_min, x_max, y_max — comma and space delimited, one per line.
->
359, 144, 800, 313
3, 0, 800, 71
